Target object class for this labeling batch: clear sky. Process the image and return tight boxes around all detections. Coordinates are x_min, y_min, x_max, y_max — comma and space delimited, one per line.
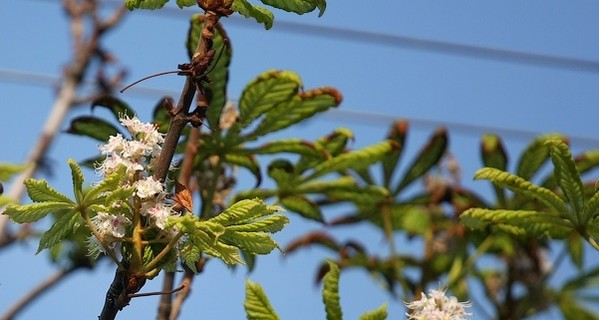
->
2, 1, 599, 319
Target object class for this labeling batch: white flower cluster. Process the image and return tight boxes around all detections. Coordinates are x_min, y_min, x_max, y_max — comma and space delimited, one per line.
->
405, 288, 472, 320
88, 115, 176, 257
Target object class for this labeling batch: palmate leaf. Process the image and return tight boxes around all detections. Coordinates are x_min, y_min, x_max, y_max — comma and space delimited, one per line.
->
24, 178, 72, 204
68, 159, 85, 203
323, 260, 342, 320
474, 167, 570, 218
516, 134, 565, 181
246, 87, 342, 141
37, 211, 82, 254
546, 138, 585, 222
210, 199, 284, 226
461, 208, 573, 238
65, 116, 121, 142
5, 202, 76, 223
245, 279, 280, 320
91, 95, 136, 120
307, 140, 396, 180
187, 14, 232, 128
123, 0, 168, 9
233, 0, 274, 30
260, 0, 326, 17
238, 70, 302, 128
84, 165, 127, 203
382, 120, 407, 189
393, 127, 448, 195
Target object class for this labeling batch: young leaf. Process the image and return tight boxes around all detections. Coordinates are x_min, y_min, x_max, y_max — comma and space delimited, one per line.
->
247, 87, 342, 140
480, 134, 508, 207
232, 0, 275, 30
0, 162, 26, 181
382, 120, 407, 189
582, 190, 599, 224
546, 138, 585, 221
176, 0, 195, 7
65, 116, 121, 142
251, 139, 325, 158
37, 211, 82, 253
124, 0, 168, 10
393, 127, 448, 195
68, 159, 85, 203
516, 134, 565, 181
461, 208, 573, 238
307, 140, 395, 180
223, 153, 262, 187
474, 167, 570, 218
358, 303, 388, 320
84, 165, 127, 203
322, 260, 342, 320
260, 0, 326, 17
24, 178, 73, 204
5, 202, 75, 223
209, 198, 283, 226
237, 70, 302, 128
280, 195, 323, 222
245, 279, 280, 320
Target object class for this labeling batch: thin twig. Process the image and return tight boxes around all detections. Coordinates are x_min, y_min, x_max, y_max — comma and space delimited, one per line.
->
1, 266, 78, 319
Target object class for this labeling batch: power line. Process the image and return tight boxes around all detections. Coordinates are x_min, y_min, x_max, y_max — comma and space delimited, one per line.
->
93, 0, 599, 75
2, 68, 598, 148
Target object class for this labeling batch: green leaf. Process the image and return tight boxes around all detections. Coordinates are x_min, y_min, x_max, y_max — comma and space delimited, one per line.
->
245, 279, 280, 320
187, 14, 232, 128
296, 128, 353, 173
382, 120, 407, 189
546, 138, 585, 222
177, 0, 195, 8
394, 127, 448, 195
210, 199, 282, 226
251, 139, 324, 158
91, 95, 135, 120
516, 134, 565, 181
280, 195, 323, 222
461, 208, 573, 238
247, 87, 342, 140
227, 214, 288, 233
84, 165, 127, 203
68, 159, 85, 203
5, 202, 75, 223
220, 231, 279, 254
582, 189, 599, 224
37, 211, 81, 254
567, 234, 584, 269
233, 0, 275, 30
308, 140, 395, 180
65, 116, 121, 142
481, 134, 508, 206
224, 153, 262, 187
237, 70, 302, 129
123, 0, 168, 10
358, 304, 388, 320
0, 163, 26, 181
260, 0, 326, 17
322, 260, 342, 320
474, 167, 570, 218
24, 179, 72, 204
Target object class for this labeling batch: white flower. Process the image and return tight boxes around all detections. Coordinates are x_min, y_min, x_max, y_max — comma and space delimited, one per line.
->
143, 201, 173, 230
91, 211, 130, 238
405, 288, 472, 320
134, 176, 164, 199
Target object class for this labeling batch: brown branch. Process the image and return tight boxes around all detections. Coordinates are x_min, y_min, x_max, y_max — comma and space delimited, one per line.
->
1, 266, 79, 319
99, 5, 229, 319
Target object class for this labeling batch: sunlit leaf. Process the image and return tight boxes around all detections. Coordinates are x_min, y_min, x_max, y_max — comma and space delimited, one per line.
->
24, 179, 72, 204
84, 165, 127, 203
358, 303, 388, 320
516, 134, 565, 181
0, 163, 26, 181
176, 0, 195, 7
546, 138, 585, 222
233, 0, 274, 30
37, 211, 82, 253
481, 134, 508, 206
124, 0, 168, 10
260, 0, 326, 17
322, 260, 342, 320
246, 87, 342, 140
245, 279, 280, 320
567, 234, 584, 269
5, 202, 75, 223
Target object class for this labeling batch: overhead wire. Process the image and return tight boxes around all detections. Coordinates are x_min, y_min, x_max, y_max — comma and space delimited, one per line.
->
2, 68, 599, 148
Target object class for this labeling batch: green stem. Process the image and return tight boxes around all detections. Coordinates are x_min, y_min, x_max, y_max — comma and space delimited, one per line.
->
143, 231, 184, 273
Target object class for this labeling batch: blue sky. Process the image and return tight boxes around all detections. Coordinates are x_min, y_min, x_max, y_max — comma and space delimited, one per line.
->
2, 1, 599, 319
